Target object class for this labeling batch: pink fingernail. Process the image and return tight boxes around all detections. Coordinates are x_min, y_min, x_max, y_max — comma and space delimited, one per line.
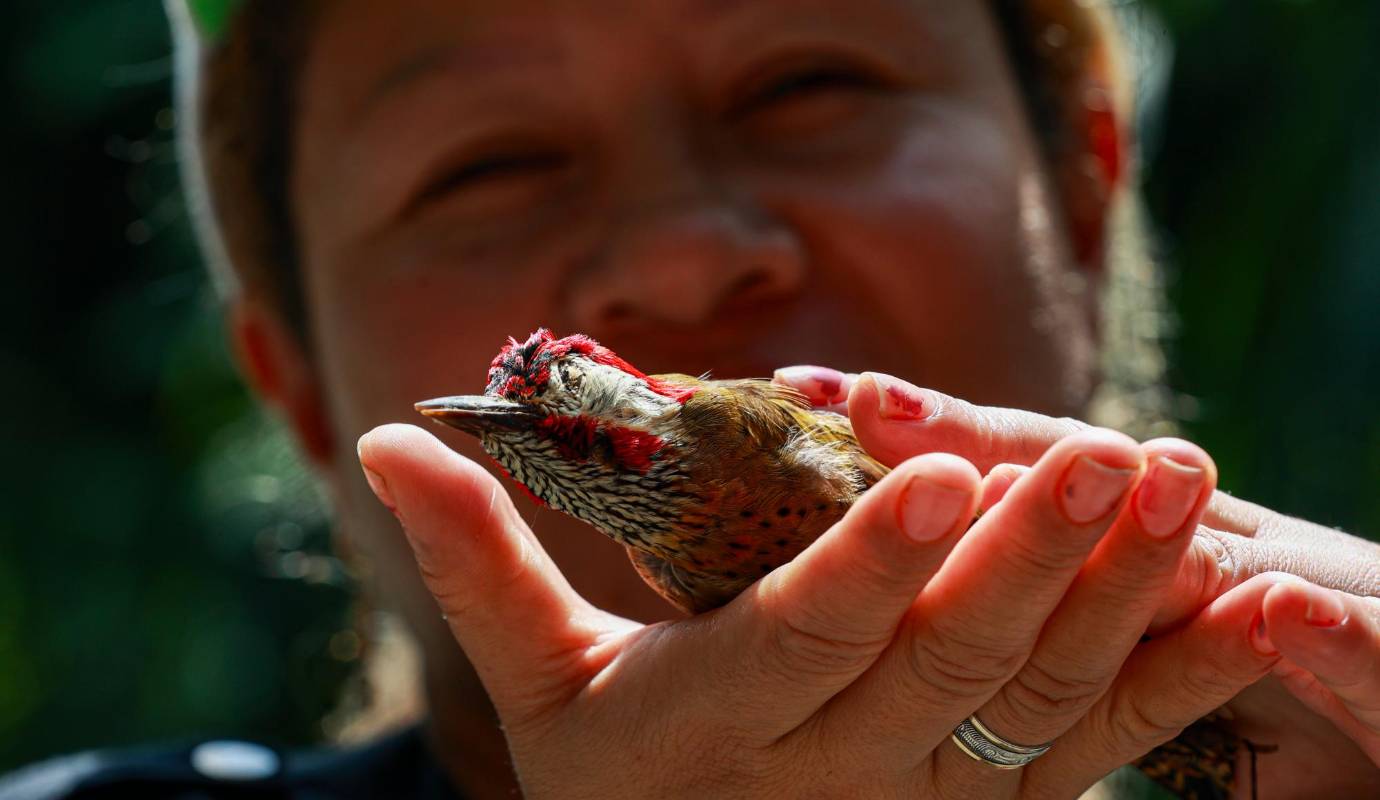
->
1134, 456, 1205, 538
866, 372, 932, 421
773, 365, 853, 405
1057, 455, 1137, 524
900, 475, 970, 541
361, 465, 399, 515
1304, 588, 1347, 628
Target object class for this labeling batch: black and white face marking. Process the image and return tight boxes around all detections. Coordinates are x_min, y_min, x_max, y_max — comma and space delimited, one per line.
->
480, 427, 688, 552
542, 356, 681, 427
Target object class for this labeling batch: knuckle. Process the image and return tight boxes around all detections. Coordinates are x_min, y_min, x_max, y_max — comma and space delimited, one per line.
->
1004, 659, 1108, 719
999, 527, 1084, 576
838, 537, 922, 600
1191, 526, 1241, 595
907, 618, 1026, 697
1102, 684, 1185, 750
770, 608, 886, 677
415, 560, 478, 617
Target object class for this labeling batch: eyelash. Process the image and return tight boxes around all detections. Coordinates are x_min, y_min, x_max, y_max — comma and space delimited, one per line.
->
735, 62, 881, 115
414, 150, 567, 206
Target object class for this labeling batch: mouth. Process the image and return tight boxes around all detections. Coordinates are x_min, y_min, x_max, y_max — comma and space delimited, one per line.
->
414, 394, 542, 436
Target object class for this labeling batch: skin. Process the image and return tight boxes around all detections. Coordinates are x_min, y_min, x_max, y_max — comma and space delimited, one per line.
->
220, 0, 1380, 795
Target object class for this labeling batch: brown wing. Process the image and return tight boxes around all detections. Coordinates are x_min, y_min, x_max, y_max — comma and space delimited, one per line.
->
689, 376, 889, 490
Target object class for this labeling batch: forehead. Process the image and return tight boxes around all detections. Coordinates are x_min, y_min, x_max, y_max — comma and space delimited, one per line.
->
296, 0, 998, 135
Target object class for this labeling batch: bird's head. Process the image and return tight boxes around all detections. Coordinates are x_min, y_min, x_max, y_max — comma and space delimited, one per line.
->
415, 330, 698, 506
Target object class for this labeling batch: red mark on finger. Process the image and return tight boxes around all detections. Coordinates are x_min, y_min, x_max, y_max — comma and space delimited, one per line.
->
885, 384, 925, 418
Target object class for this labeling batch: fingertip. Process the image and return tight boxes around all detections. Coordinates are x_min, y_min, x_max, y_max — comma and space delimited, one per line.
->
1264, 581, 1349, 631
979, 463, 1030, 510
1045, 427, 1145, 473
1141, 438, 1219, 491
904, 451, 982, 490
358, 423, 444, 473
772, 365, 856, 406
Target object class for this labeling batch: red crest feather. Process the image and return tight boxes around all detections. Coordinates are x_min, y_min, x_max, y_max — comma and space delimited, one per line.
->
487, 328, 696, 404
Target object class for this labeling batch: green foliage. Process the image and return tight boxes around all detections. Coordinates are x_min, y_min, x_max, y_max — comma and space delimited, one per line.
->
0, 0, 1375, 774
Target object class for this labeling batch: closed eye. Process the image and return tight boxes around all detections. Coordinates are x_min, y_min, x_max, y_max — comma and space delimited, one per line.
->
410, 150, 569, 211
746, 68, 876, 108
731, 59, 885, 119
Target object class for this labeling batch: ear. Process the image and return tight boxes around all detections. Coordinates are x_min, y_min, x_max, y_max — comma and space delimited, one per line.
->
1051, 77, 1128, 271
227, 296, 336, 467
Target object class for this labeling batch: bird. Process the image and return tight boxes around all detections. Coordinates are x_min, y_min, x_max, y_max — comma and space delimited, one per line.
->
415, 328, 1256, 799
415, 327, 888, 614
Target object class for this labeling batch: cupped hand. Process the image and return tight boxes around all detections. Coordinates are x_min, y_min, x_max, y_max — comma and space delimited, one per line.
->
775, 365, 1380, 792
358, 423, 1283, 799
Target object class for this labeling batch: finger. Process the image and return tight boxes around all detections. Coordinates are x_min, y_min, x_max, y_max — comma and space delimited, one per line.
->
979, 464, 1030, 513
821, 429, 1144, 762
1152, 499, 1380, 632
357, 424, 613, 720
1264, 582, 1380, 761
936, 440, 1215, 791
722, 452, 980, 734
772, 365, 858, 415
1022, 573, 1287, 799
847, 372, 1088, 473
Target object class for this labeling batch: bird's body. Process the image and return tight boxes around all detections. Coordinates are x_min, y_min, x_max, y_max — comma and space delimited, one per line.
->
418, 329, 1244, 798
419, 328, 886, 612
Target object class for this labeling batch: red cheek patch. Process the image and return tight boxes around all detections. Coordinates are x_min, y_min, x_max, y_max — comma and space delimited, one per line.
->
537, 415, 598, 462
606, 426, 665, 474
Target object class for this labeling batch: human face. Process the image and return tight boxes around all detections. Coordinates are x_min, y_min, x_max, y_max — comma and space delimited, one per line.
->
287, 0, 1099, 630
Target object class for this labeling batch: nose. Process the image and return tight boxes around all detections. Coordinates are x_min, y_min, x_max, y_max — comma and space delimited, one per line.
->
566, 189, 807, 332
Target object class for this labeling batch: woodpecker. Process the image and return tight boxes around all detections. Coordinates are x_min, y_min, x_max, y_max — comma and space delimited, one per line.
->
416, 328, 887, 613
416, 329, 1247, 797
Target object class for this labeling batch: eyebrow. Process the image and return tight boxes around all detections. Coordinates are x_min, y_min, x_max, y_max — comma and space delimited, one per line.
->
361, 41, 563, 119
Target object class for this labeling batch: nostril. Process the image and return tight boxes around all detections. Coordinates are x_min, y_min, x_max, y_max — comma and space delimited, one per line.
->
602, 301, 637, 327
718, 268, 791, 315
730, 270, 772, 297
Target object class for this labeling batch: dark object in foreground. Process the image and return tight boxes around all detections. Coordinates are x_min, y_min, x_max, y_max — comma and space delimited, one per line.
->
419, 328, 1251, 799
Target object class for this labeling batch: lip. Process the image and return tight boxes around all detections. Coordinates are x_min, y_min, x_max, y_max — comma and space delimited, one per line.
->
414, 394, 542, 436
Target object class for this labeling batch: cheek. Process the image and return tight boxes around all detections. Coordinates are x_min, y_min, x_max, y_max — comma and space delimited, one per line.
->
767, 99, 1094, 411
300, 238, 548, 442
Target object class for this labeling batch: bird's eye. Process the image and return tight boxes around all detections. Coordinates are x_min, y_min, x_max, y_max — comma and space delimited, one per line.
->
559, 364, 582, 394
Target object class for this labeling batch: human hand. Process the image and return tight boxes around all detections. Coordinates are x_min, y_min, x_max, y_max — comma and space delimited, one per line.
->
358, 423, 1281, 799
771, 366, 1380, 620
1261, 580, 1380, 766
775, 365, 1380, 792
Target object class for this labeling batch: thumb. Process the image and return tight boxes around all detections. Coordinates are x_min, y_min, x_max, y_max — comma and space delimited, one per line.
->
357, 423, 610, 718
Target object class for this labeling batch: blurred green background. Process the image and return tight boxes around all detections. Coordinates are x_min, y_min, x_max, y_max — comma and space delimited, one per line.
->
1, 0, 1377, 773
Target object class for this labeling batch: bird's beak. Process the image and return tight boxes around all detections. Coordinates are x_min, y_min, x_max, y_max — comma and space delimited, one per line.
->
414, 394, 541, 436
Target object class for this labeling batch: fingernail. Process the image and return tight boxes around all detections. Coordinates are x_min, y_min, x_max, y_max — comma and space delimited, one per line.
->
1304, 587, 1347, 628
1134, 456, 1205, 538
773, 365, 853, 404
979, 464, 1030, 512
1250, 612, 1277, 656
1057, 455, 1137, 524
900, 475, 970, 541
361, 464, 398, 515
866, 373, 932, 421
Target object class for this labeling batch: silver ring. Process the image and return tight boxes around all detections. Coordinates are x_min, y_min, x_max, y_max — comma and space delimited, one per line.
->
950, 716, 1052, 769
